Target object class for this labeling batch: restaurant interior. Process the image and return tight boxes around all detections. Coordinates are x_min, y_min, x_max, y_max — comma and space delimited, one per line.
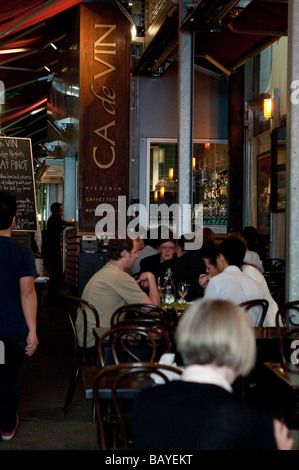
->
1, 0, 299, 452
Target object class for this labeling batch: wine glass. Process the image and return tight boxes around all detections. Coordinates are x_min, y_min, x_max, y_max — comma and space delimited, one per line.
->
178, 282, 188, 302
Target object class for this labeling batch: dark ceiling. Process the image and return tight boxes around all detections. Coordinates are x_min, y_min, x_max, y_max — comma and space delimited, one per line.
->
0, 0, 289, 165
0, 0, 83, 163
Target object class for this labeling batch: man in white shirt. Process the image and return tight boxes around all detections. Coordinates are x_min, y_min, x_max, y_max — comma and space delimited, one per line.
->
204, 237, 267, 326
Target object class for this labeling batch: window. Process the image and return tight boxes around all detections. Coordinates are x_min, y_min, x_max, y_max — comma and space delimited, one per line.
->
148, 140, 228, 231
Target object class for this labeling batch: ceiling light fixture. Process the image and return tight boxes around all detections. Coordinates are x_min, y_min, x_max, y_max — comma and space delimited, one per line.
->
0, 48, 30, 54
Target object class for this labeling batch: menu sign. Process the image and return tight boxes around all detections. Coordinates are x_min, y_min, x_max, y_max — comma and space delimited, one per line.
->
0, 136, 37, 231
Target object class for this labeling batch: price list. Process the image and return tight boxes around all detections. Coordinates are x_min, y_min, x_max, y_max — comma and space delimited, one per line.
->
0, 136, 37, 231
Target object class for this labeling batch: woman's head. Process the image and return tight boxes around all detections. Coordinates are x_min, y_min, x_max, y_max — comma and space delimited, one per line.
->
176, 298, 256, 377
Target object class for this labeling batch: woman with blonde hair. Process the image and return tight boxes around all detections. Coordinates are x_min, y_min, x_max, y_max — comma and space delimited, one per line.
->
132, 299, 293, 450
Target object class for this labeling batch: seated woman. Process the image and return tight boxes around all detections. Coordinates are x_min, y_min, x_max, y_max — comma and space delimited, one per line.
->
131, 298, 293, 450
139, 231, 177, 282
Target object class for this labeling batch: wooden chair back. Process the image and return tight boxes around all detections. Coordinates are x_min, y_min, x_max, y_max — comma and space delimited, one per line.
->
97, 324, 173, 367
62, 295, 100, 414
276, 301, 299, 328
93, 362, 182, 449
239, 299, 269, 327
110, 303, 173, 327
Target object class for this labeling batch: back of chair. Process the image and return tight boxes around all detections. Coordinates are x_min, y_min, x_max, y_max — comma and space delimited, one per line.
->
279, 327, 299, 371
97, 324, 173, 367
239, 299, 269, 327
62, 295, 100, 415
64, 295, 100, 361
264, 258, 285, 274
110, 303, 173, 327
93, 362, 182, 449
276, 301, 299, 328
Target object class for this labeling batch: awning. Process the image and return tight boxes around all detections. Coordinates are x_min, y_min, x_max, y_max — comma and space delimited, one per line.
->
132, 0, 288, 75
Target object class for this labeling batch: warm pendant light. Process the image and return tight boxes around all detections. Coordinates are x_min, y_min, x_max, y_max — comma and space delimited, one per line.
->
263, 99, 272, 119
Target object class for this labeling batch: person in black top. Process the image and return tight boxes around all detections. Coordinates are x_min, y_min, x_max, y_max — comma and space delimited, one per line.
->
139, 230, 176, 283
131, 298, 293, 450
0, 192, 39, 440
46, 202, 75, 298
170, 234, 205, 301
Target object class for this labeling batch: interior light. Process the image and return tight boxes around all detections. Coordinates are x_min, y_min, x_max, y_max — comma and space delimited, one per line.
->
193, 157, 196, 171
131, 24, 137, 39
44, 65, 51, 72
50, 43, 57, 50
160, 186, 165, 198
168, 168, 173, 181
0, 48, 29, 54
263, 99, 272, 119
204, 143, 210, 149
154, 190, 158, 201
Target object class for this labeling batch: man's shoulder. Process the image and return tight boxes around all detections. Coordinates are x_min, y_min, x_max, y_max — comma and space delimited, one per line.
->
3, 236, 31, 254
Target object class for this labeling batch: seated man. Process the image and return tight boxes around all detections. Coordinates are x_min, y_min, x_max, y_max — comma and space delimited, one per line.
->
199, 242, 277, 326
204, 237, 266, 326
76, 237, 160, 349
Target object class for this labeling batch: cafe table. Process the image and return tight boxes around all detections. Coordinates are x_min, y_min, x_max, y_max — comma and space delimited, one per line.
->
263, 362, 299, 389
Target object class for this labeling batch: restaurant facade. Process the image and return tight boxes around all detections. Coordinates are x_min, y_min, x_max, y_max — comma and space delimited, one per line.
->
1, 1, 298, 302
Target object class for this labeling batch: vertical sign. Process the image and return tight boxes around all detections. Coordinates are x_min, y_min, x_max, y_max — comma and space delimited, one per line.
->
0, 136, 37, 231
79, 3, 130, 233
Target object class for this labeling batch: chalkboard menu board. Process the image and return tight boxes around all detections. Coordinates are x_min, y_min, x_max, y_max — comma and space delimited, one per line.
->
0, 136, 37, 231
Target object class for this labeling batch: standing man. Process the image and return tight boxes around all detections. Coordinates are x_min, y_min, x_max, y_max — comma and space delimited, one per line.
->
0, 191, 38, 440
77, 237, 160, 349
46, 202, 75, 299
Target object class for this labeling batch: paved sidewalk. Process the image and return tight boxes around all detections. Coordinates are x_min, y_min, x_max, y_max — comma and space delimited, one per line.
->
0, 289, 98, 451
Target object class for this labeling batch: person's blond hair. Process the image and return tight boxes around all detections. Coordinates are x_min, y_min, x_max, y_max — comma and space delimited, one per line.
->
176, 298, 256, 377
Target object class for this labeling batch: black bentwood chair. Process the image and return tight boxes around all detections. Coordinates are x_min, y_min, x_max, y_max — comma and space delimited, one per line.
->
239, 299, 269, 327
276, 301, 299, 328
93, 362, 182, 449
97, 323, 174, 367
110, 303, 173, 327
62, 295, 100, 415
